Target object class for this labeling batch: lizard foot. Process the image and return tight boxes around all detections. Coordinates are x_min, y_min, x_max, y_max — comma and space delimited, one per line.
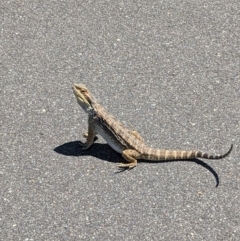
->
78, 141, 91, 150
117, 163, 137, 169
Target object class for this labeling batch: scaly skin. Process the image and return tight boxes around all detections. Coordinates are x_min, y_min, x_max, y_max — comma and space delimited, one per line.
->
72, 84, 233, 169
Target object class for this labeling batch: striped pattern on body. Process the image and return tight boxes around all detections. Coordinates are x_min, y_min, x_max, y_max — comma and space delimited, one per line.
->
72, 83, 233, 169
141, 145, 233, 161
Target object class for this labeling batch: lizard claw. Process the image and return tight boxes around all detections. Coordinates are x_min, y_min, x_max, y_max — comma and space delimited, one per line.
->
79, 141, 86, 146
79, 141, 90, 149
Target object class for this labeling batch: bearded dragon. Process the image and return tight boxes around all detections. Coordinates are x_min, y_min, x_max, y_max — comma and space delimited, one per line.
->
72, 84, 233, 169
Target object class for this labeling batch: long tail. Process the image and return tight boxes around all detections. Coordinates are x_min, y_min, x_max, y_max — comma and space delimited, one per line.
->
142, 144, 233, 161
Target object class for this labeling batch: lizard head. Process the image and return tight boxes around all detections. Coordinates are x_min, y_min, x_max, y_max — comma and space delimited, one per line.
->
72, 84, 96, 114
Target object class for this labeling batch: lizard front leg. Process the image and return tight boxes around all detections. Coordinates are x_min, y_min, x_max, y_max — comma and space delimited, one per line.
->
118, 149, 141, 169
79, 124, 96, 149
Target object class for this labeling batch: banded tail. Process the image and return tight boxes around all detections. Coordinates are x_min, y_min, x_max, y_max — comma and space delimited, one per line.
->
143, 144, 233, 161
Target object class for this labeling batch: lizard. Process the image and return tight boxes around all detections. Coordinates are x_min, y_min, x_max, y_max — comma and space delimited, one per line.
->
72, 83, 233, 169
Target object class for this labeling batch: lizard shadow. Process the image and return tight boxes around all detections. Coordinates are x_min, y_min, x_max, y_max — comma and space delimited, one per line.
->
54, 141, 220, 187
54, 140, 123, 163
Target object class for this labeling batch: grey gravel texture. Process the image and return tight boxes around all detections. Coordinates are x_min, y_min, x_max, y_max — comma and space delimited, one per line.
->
1, 1, 240, 240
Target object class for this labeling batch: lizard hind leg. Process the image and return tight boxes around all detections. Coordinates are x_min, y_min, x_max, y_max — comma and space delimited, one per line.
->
118, 149, 141, 169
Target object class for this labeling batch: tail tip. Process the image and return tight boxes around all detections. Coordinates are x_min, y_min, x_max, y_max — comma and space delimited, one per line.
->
224, 144, 233, 157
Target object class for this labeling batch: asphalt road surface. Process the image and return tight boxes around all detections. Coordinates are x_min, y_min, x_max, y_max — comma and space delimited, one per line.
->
1, 1, 240, 240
